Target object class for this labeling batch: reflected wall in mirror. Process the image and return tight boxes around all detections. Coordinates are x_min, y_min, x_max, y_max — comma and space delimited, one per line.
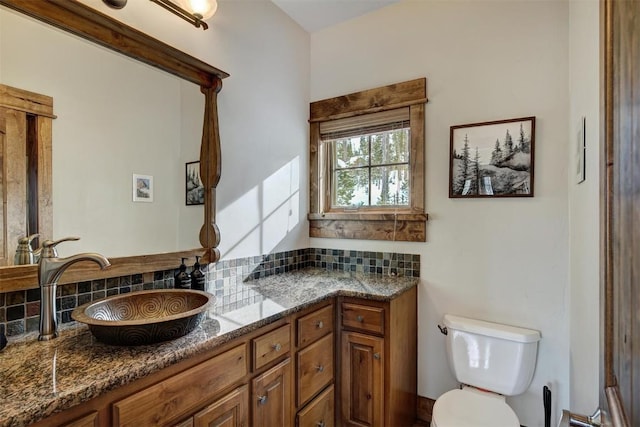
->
0, 6, 205, 263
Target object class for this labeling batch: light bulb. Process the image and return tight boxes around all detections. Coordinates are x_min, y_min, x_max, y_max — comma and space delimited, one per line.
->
181, 0, 217, 20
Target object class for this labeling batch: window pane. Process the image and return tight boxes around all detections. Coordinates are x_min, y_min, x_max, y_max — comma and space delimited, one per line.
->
332, 137, 369, 169
370, 165, 409, 206
333, 169, 369, 207
370, 129, 410, 165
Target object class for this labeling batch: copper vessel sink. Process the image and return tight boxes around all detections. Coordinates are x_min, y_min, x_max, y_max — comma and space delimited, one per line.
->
72, 289, 214, 345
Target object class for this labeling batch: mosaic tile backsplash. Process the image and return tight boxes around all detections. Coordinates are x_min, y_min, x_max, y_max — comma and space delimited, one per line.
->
0, 248, 420, 337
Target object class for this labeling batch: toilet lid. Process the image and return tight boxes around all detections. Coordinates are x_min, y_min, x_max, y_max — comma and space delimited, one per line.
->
432, 388, 520, 427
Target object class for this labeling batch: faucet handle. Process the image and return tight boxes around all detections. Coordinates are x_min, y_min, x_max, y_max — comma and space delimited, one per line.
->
41, 237, 80, 258
18, 234, 40, 246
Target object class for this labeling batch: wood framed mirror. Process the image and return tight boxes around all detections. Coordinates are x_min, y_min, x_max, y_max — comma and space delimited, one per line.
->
0, 0, 228, 291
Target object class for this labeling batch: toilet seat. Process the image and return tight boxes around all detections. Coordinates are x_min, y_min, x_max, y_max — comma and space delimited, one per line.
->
432, 387, 520, 427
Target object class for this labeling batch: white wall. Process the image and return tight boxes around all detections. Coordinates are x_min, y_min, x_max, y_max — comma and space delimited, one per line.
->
568, 0, 600, 416
310, 2, 570, 426
0, 0, 310, 260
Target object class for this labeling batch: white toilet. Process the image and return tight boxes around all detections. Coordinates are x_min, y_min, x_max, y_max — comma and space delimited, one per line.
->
432, 314, 541, 427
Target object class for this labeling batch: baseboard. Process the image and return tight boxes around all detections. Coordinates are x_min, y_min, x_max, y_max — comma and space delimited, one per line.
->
417, 395, 435, 423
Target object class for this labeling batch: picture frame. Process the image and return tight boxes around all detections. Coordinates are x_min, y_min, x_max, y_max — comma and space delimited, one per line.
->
185, 161, 204, 205
449, 116, 536, 198
132, 174, 153, 202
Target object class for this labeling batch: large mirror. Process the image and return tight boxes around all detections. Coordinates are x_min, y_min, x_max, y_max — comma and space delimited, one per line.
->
0, 0, 226, 289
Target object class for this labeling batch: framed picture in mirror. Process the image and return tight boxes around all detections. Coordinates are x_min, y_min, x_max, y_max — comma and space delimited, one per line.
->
186, 161, 204, 205
133, 174, 153, 202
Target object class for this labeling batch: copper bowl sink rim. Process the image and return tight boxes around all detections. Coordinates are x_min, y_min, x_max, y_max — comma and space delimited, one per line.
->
71, 289, 215, 327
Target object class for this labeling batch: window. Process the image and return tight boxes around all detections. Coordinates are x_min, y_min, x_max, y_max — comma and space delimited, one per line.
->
308, 78, 428, 241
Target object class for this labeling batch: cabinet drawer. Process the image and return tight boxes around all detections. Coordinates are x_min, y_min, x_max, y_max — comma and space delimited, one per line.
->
113, 344, 247, 426
341, 302, 385, 335
297, 333, 334, 407
297, 304, 334, 348
297, 385, 334, 427
253, 324, 291, 371
62, 412, 99, 427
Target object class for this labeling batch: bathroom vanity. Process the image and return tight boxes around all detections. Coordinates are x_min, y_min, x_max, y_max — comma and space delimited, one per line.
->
0, 269, 417, 427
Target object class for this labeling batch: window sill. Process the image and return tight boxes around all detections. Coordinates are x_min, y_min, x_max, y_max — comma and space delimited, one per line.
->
308, 212, 428, 242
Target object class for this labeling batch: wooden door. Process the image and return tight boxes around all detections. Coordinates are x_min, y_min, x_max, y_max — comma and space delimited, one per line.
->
194, 385, 248, 427
601, 0, 637, 425
340, 331, 384, 427
251, 358, 292, 427
0, 106, 27, 266
0, 84, 54, 267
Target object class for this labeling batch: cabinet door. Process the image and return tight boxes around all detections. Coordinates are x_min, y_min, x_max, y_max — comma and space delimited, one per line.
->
340, 332, 384, 427
194, 385, 248, 427
252, 358, 292, 427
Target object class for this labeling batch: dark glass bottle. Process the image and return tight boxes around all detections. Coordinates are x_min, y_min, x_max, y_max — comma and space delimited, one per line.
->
191, 256, 206, 291
174, 257, 191, 289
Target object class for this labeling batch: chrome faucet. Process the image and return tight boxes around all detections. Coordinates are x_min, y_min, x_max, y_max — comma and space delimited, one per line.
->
38, 237, 111, 341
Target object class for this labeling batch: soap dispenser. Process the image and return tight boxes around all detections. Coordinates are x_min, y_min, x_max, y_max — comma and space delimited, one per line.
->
14, 234, 40, 265
174, 258, 192, 289
190, 256, 206, 291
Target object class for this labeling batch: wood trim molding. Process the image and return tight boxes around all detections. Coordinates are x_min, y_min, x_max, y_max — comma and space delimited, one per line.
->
310, 78, 427, 122
0, 84, 55, 118
309, 218, 426, 242
308, 212, 428, 221
0, 249, 205, 292
416, 395, 435, 423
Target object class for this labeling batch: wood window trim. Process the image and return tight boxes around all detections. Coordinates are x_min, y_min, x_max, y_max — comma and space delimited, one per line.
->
308, 78, 428, 242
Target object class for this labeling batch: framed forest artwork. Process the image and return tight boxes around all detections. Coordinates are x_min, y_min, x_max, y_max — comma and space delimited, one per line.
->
185, 161, 204, 205
449, 116, 535, 198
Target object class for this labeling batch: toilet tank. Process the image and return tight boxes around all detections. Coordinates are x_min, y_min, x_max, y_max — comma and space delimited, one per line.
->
443, 314, 541, 396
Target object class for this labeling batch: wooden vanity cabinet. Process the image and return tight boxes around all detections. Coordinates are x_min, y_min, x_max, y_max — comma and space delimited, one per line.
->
338, 286, 417, 427
31, 289, 416, 427
294, 302, 336, 427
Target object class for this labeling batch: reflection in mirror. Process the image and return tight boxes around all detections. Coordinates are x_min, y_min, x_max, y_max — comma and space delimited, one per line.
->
0, 6, 205, 263
0, 84, 53, 266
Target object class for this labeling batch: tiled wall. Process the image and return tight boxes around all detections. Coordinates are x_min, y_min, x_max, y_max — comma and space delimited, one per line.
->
0, 248, 420, 337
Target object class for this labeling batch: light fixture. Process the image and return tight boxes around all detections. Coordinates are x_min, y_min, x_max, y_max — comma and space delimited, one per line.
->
102, 0, 217, 30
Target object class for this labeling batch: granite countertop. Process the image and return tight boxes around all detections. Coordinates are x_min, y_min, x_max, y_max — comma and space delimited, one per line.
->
0, 268, 417, 427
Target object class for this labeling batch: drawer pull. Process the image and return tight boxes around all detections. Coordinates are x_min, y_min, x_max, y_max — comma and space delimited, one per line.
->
316, 422, 325, 427
257, 395, 268, 405
272, 343, 282, 352
315, 364, 324, 373
316, 320, 324, 329
374, 352, 381, 360
356, 315, 364, 322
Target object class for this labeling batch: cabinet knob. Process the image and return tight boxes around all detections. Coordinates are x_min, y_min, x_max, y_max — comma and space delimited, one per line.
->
316, 320, 324, 329
374, 352, 381, 360
315, 365, 325, 373
356, 315, 364, 322
272, 343, 282, 352
257, 395, 268, 405
316, 421, 325, 427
